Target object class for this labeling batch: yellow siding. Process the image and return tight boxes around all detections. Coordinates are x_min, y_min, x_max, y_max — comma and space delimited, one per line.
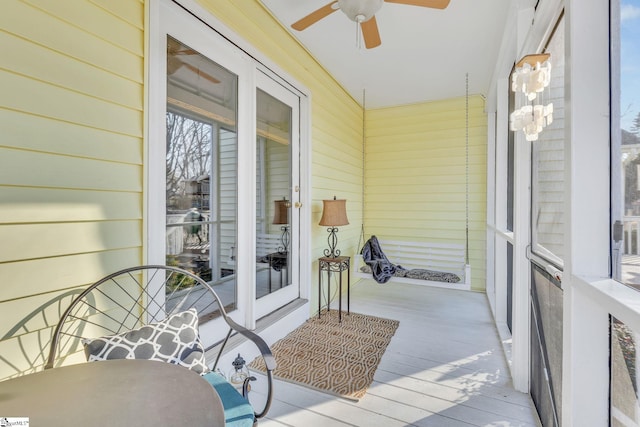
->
0, 0, 144, 380
0, 1, 143, 82
365, 96, 487, 291
1, 109, 141, 163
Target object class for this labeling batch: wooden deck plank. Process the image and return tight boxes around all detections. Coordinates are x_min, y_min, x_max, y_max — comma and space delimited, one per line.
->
377, 354, 532, 405
255, 279, 540, 426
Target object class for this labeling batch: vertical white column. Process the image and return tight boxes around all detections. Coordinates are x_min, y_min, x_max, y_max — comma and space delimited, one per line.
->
563, 0, 612, 424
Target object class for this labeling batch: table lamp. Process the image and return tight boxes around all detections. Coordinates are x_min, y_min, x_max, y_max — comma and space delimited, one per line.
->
273, 197, 290, 253
319, 196, 349, 258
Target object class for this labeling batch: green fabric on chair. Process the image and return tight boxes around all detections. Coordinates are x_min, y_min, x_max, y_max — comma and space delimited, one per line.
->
203, 371, 255, 427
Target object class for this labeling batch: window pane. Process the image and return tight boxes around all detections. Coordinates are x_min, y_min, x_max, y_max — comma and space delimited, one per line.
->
165, 37, 238, 315
530, 265, 563, 427
507, 90, 515, 232
611, 316, 640, 425
531, 16, 565, 265
618, 0, 640, 289
255, 88, 293, 299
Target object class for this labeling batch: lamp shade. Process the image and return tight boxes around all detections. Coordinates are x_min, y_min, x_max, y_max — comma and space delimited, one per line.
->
273, 199, 289, 225
319, 198, 349, 227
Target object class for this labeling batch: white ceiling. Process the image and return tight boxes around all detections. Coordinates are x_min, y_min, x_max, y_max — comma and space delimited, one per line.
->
260, 0, 511, 109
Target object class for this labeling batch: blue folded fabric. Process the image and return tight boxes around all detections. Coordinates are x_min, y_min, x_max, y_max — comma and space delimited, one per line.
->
202, 371, 254, 427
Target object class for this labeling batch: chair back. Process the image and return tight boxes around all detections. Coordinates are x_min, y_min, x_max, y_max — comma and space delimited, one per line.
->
45, 265, 229, 369
46, 265, 276, 422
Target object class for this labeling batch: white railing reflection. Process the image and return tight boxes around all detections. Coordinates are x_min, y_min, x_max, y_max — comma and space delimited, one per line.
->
624, 216, 640, 255
167, 212, 211, 255
621, 216, 640, 288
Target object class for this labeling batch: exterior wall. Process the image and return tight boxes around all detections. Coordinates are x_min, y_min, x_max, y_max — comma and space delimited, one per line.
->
0, 0, 363, 378
0, 0, 489, 380
365, 96, 488, 291
0, 0, 145, 380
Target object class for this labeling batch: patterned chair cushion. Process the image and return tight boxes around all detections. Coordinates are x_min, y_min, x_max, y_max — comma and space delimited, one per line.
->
83, 308, 209, 374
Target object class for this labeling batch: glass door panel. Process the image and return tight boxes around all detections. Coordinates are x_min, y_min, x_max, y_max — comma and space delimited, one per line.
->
530, 15, 565, 267
612, 2, 640, 423
255, 73, 300, 318
615, 0, 640, 288
165, 36, 238, 317
611, 316, 640, 425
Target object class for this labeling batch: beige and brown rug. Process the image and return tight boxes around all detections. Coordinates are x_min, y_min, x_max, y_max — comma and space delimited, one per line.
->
248, 310, 399, 401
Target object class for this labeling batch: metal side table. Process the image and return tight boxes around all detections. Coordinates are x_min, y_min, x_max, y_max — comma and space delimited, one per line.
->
318, 255, 351, 322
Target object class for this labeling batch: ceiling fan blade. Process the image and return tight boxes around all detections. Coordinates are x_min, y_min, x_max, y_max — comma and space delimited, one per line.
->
175, 48, 198, 55
167, 38, 194, 55
361, 16, 381, 49
384, 0, 450, 9
291, 1, 339, 31
181, 62, 221, 84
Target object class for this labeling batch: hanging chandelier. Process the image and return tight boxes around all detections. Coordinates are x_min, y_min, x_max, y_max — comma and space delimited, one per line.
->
509, 53, 553, 142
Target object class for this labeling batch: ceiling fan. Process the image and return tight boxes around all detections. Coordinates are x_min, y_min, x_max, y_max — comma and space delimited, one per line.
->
291, 0, 451, 49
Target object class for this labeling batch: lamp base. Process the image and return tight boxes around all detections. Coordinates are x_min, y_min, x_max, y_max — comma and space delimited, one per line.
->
323, 227, 341, 258
277, 225, 289, 254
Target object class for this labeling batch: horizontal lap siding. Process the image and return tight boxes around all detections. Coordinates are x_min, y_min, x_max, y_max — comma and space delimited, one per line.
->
0, 0, 144, 379
365, 96, 487, 291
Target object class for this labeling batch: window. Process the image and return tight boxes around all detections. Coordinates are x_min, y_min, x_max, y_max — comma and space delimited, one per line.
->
255, 88, 293, 300
616, 0, 640, 289
611, 1, 640, 424
165, 37, 239, 315
253, 72, 301, 319
531, 15, 566, 267
611, 316, 640, 425
507, 81, 515, 233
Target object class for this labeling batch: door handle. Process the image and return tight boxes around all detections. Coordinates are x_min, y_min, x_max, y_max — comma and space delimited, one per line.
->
294, 202, 302, 208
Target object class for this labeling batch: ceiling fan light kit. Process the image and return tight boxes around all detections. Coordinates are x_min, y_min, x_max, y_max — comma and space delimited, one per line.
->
338, 0, 383, 22
291, 0, 450, 49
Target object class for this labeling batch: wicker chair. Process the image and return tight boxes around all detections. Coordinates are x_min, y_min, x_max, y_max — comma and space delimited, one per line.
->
45, 265, 276, 427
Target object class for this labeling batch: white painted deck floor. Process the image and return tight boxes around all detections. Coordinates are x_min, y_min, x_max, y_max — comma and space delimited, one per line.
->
256, 279, 540, 427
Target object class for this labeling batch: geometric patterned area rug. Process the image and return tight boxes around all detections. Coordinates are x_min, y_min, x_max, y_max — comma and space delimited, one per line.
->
248, 310, 399, 401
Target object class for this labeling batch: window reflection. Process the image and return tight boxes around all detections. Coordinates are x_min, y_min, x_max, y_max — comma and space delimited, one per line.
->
255, 88, 292, 299
530, 16, 565, 266
618, 1, 640, 288
165, 36, 239, 315
611, 316, 639, 425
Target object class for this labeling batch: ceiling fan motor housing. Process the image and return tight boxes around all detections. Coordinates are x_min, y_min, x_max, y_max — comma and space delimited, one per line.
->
337, 0, 383, 22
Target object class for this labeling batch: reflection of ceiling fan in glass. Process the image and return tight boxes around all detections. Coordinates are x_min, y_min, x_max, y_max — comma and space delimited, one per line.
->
167, 38, 220, 84
291, 0, 450, 49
